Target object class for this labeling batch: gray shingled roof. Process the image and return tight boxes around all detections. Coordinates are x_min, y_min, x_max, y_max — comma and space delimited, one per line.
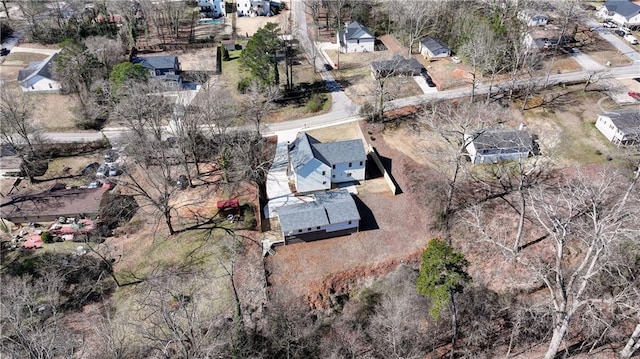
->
288, 132, 365, 169
278, 190, 360, 232
342, 21, 374, 40
371, 55, 424, 75
470, 130, 532, 151
605, 110, 640, 134
603, 0, 640, 18
132, 55, 177, 70
17, 52, 58, 83
419, 36, 450, 55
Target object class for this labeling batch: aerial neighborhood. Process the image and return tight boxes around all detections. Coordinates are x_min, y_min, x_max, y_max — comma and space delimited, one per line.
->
1, 0, 640, 358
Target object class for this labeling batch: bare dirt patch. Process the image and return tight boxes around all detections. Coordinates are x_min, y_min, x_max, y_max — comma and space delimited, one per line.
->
306, 121, 364, 143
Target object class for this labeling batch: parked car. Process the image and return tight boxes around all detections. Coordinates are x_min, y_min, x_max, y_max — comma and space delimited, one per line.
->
422, 73, 436, 87
619, 27, 632, 35
615, 29, 626, 37
0, 48, 9, 56
96, 164, 108, 177
624, 34, 639, 45
323, 63, 333, 71
628, 91, 640, 101
80, 162, 100, 176
176, 175, 188, 190
104, 151, 118, 163
602, 21, 616, 28
88, 181, 102, 189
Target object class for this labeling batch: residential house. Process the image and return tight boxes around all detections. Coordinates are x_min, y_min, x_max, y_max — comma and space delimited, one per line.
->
523, 25, 573, 50
0, 185, 110, 224
418, 36, 451, 59
198, 0, 226, 18
337, 21, 375, 53
518, 12, 549, 27
236, 0, 271, 17
0, 156, 23, 177
595, 110, 640, 146
277, 189, 360, 244
131, 55, 182, 88
288, 132, 366, 193
465, 129, 533, 164
371, 55, 424, 78
597, 0, 640, 28
17, 52, 61, 93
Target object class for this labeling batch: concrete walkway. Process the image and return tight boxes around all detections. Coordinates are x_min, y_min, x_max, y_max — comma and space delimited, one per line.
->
9, 46, 59, 55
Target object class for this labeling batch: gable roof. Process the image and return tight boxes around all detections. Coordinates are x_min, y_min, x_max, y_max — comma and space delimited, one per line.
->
602, 110, 640, 134
1, 186, 109, 223
371, 55, 424, 75
131, 55, 178, 70
277, 189, 360, 232
17, 52, 59, 83
419, 36, 450, 54
469, 130, 532, 151
288, 132, 366, 170
603, 0, 640, 18
340, 21, 374, 41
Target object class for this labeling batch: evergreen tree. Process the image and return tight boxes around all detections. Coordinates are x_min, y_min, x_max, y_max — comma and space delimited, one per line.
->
239, 22, 282, 85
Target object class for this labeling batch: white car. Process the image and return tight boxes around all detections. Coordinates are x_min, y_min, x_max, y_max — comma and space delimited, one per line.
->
451, 56, 461, 64
624, 34, 639, 45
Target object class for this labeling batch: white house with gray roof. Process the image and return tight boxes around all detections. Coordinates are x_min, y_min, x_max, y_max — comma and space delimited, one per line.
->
337, 21, 375, 53
277, 189, 360, 243
288, 133, 366, 193
596, 110, 640, 146
418, 36, 451, 59
465, 129, 533, 164
597, 0, 640, 28
17, 52, 61, 93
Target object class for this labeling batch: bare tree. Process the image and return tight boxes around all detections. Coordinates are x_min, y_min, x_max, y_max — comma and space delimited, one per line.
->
389, 0, 431, 55
467, 166, 640, 359
241, 80, 280, 136
0, 87, 43, 153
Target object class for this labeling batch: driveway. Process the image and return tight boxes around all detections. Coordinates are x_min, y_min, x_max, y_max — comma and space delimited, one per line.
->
413, 75, 438, 94
570, 49, 605, 71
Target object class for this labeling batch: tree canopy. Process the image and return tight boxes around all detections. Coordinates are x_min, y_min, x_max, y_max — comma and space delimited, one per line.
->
109, 62, 149, 91
416, 238, 472, 318
239, 22, 282, 85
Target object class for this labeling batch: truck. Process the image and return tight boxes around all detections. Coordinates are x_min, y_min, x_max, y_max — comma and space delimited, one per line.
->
624, 34, 639, 45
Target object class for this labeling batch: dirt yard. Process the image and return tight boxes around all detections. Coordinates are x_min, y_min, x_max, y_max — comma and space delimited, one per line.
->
324, 49, 424, 105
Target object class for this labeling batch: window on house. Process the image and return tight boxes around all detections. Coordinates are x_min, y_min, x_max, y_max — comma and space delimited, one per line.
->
347, 173, 352, 177
323, 181, 327, 185
48, 83, 52, 89
298, 229, 302, 233
348, 162, 352, 167
332, 164, 336, 169
348, 220, 352, 225
357, 39, 360, 44
359, 161, 363, 166
322, 171, 326, 175
308, 228, 312, 231
332, 175, 335, 178
317, 226, 321, 230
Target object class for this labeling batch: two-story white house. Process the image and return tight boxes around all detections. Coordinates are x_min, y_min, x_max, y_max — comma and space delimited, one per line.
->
288, 133, 366, 193
337, 21, 375, 53
595, 110, 640, 146
236, 0, 271, 16
597, 0, 640, 28
465, 129, 533, 164
198, 0, 225, 18
277, 189, 360, 244
17, 52, 62, 93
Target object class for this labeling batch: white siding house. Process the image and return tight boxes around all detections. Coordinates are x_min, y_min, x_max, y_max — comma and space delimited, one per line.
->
337, 21, 375, 53
595, 110, 640, 145
277, 189, 360, 244
288, 133, 366, 193
418, 36, 451, 59
236, 0, 271, 16
17, 52, 61, 93
465, 129, 533, 164
198, 0, 225, 18
597, 0, 640, 28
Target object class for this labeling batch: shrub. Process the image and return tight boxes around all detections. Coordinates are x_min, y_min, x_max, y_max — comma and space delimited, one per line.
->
237, 77, 252, 93
306, 93, 326, 113
41, 231, 54, 243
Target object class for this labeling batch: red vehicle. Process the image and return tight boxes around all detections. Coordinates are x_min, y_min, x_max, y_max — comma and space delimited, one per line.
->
628, 91, 640, 101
